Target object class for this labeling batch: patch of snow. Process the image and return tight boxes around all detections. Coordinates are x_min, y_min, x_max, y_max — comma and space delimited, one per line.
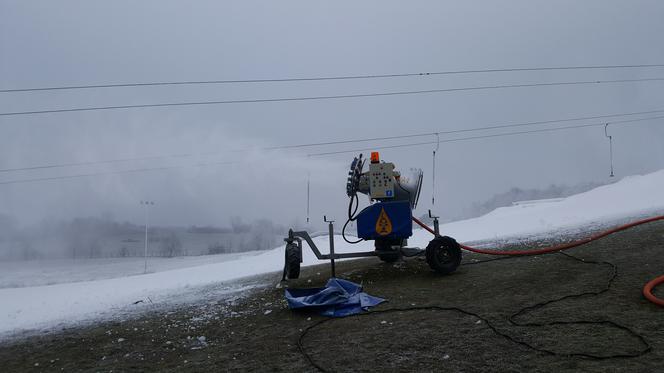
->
0, 251, 264, 289
1, 169, 664, 338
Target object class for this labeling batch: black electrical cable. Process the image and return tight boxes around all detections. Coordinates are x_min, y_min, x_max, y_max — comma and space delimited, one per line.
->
460, 255, 515, 266
342, 173, 415, 246
342, 194, 364, 244
296, 252, 651, 372
3, 64, 664, 93
2, 77, 664, 117
507, 252, 626, 341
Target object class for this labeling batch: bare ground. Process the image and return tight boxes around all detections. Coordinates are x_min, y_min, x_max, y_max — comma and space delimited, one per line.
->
1, 221, 664, 372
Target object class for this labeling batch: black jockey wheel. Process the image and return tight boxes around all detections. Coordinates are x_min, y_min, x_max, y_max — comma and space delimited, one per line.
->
425, 236, 462, 274
284, 242, 302, 280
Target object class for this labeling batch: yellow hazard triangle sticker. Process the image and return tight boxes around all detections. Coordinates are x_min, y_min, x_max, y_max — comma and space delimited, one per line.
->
376, 208, 393, 236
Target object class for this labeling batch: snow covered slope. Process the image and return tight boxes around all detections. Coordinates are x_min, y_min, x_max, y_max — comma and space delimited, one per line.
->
1, 169, 664, 338
409, 170, 664, 248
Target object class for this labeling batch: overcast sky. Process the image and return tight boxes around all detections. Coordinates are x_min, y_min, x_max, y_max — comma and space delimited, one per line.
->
1, 1, 663, 228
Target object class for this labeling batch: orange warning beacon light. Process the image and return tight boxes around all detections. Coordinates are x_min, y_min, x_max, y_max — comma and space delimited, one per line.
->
370, 151, 380, 163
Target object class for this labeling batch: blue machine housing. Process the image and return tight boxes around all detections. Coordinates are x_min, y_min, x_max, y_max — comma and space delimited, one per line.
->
356, 200, 413, 240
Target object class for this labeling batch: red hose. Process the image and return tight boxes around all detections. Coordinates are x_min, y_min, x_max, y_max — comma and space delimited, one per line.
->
643, 275, 664, 307
412, 215, 664, 307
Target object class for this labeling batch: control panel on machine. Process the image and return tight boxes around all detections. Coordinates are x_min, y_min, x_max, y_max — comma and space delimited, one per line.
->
368, 153, 395, 199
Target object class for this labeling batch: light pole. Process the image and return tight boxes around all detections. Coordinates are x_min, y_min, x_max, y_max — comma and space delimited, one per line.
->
140, 200, 155, 273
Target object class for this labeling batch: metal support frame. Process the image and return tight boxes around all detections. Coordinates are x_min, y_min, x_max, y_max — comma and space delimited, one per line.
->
285, 218, 378, 279
324, 216, 336, 277
428, 209, 441, 236
287, 229, 378, 260
283, 213, 430, 280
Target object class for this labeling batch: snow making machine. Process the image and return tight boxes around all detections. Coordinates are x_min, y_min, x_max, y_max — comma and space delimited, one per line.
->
282, 152, 462, 280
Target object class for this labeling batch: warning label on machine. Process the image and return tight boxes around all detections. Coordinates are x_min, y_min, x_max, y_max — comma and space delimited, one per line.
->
376, 208, 393, 236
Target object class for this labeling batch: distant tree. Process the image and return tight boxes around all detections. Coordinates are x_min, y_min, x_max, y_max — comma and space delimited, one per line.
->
0, 214, 18, 241
160, 232, 183, 257
88, 239, 102, 258
246, 219, 284, 251
187, 225, 232, 234
467, 181, 611, 220
20, 240, 41, 260
208, 242, 230, 255
230, 216, 250, 233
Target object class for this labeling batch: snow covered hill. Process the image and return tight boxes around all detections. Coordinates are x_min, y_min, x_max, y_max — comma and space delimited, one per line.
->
1, 169, 664, 339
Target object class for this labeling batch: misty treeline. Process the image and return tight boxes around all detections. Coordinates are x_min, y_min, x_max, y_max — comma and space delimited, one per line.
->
466, 181, 609, 218
419, 181, 611, 224
0, 214, 287, 261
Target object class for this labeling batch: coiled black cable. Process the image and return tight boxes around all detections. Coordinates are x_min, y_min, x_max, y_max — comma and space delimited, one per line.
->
342, 193, 364, 244
297, 252, 651, 372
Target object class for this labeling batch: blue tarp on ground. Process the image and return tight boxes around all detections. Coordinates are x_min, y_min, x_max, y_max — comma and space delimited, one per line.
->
285, 278, 386, 317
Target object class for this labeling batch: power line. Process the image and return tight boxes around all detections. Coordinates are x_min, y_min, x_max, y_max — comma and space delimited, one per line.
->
0, 153, 192, 173
0, 160, 237, 186
307, 115, 664, 156
269, 108, 664, 149
2, 108, 664, 174
2, 77, 664, 117
1, 115, 661, 186
2, 64, 664, 93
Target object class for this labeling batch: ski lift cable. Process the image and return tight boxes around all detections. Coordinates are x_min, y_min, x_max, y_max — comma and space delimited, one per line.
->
2, 77, 664, 117
3, 63, 664, 94
307, 115, 664, 156
1, 115, 660, 187
2, 108, 663, 174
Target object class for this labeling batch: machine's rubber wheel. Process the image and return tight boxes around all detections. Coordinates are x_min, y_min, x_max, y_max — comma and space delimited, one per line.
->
377, 251, 400, 263
425, 236, 462, 274
285, 243, 301, 279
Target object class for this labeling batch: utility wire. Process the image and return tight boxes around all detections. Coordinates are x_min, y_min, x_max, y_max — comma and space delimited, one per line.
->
2, 108, 663, 174
267, 108, 664, 149
2, 77, 664, 117
1, 115, 661, 186
0, 160, 237, 186
0, 153, 192, 173
307, 115, 664, 156
2, 64, 664, 93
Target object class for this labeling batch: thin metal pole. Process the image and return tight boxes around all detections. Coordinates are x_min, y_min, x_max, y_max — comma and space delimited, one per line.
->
144, 202, 148, 273
328, 220, 336, 278
142, 200, 153, 273
432, 132, 440, 206
306, 171, 311, 225
605, 124, 614, 177
609, 137, 614, 177
305, 155, 311, 226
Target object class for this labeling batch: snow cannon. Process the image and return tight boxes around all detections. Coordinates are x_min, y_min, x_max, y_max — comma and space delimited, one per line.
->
281, 152, 462, 281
